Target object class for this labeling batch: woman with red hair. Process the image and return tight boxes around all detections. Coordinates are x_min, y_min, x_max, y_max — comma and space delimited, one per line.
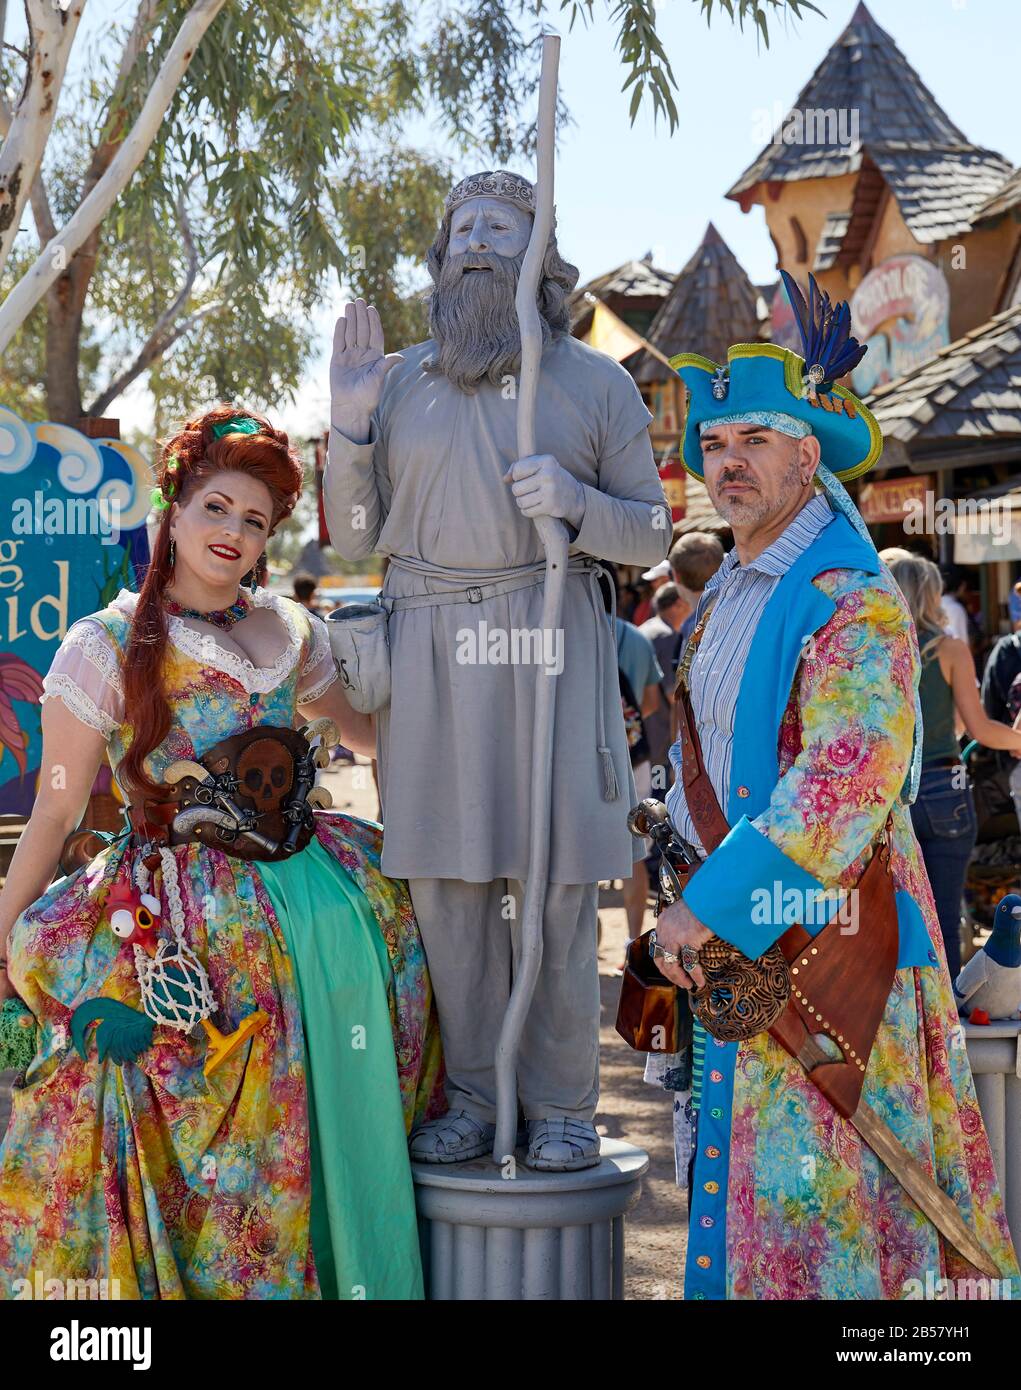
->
0, 406, 443, 1300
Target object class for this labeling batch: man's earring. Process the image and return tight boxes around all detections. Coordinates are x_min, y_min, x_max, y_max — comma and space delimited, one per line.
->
168, 537, 176, 567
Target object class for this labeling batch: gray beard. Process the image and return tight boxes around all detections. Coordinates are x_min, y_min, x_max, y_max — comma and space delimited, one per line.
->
427, 248, 554, 394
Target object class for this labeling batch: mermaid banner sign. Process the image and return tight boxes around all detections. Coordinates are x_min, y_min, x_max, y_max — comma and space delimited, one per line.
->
0, 408, 152, 815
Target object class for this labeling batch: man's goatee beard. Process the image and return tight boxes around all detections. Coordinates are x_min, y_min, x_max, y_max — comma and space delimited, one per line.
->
426, 248, 554, 394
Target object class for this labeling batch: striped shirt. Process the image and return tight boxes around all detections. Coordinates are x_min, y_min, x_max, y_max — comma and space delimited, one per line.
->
665, 493, 835, 857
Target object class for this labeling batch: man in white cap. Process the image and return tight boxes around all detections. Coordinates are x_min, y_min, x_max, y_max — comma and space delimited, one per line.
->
324, 170, 670, 1169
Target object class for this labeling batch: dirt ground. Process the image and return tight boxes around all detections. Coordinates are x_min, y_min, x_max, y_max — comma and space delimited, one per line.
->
0, 754, 686, 1299
595, 886, 687, 1300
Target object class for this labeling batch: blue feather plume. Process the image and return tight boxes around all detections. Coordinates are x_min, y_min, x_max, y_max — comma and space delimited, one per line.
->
780, 270, 867, 387
71, 997, 154, 1067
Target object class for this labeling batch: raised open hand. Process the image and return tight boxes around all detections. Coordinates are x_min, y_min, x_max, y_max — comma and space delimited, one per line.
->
330, 299, 404, 439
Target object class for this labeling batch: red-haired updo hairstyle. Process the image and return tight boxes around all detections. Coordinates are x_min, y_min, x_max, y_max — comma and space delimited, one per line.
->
121, 403, 303, 801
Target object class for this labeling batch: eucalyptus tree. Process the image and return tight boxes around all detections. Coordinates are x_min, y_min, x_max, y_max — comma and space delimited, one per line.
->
0, 0, 819, 426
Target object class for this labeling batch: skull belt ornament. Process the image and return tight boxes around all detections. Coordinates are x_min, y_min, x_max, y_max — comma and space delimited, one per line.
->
127, 721, 339, 863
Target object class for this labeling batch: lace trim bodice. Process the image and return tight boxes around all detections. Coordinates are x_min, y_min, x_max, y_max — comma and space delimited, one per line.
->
39, 588, 339, 743
110, 587, 314, 695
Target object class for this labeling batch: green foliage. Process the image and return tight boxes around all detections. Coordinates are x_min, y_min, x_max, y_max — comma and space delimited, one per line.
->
562, 0, 822, 131
1, 0, 821, 429
697, 0, 823, 50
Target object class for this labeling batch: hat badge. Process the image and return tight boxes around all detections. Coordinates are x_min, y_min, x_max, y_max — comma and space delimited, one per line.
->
711, 367, 730, 401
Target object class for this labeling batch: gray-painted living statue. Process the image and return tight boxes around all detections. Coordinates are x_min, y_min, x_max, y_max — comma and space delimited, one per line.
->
324, 169, 670, 1170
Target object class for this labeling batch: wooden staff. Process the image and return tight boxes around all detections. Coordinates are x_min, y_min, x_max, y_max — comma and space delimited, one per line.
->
493, 32, 569, 1164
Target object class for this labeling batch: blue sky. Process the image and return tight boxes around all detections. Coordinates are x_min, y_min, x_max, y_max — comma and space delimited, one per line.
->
11, 0, 1021, 437
546, 0, 1021, 287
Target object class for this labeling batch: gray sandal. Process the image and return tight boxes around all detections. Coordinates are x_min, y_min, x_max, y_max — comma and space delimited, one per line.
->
409, 1109, 496, 1163
526, 1118, 601, 1171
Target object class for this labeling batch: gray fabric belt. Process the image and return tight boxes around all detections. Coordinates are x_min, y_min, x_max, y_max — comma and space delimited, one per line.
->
381, 568, 550, 612
380, 552, 621, 800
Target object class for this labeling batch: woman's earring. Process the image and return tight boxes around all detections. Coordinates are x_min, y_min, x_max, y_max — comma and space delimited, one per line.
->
250, 554, 264, 594
168, 537, 176, 567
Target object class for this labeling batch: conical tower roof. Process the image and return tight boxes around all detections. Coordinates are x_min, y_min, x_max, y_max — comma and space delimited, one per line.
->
727, 1, 1010, 244
630, 223, 761, 384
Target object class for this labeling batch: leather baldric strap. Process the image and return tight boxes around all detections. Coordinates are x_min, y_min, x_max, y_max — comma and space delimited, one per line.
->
675, 604, 900, 1120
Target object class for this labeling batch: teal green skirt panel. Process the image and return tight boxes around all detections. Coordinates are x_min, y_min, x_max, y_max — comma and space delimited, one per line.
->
257, 836, 423, 1300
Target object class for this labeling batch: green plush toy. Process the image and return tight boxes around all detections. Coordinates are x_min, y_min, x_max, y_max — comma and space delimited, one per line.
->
0, 997, 37, 1074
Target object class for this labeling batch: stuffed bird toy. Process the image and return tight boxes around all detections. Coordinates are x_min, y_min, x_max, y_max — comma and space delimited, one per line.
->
68, 878, 162, 1067
954, 893, 1021, 1022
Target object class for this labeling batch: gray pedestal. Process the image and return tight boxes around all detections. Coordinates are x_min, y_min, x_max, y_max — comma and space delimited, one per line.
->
965, 1020, 1021, 1256
412, 1138, 649, 1300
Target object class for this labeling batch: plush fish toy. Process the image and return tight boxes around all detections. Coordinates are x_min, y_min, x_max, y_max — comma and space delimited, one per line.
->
954, 893, 1021, 1021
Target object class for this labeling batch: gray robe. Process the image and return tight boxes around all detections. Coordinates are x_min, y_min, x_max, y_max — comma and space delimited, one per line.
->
324, 333, 670, 884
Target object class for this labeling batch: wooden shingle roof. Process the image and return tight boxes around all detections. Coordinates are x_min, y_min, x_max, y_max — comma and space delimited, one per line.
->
574, 257, 674, 302
569, 254, 674, 334
866, 303, 1021, 443
727, 2, 1011, 245
974, 167, 1021, 225
629, 224, 761, 384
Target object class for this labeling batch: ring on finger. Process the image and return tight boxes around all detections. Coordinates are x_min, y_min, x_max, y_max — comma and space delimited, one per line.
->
649, 929, 680, 966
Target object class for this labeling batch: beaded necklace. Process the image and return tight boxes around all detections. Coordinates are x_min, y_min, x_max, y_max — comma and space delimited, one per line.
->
163, 591, 250, 631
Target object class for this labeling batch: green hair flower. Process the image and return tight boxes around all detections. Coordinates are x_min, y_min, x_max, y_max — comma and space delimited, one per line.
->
211, 415, 261, 439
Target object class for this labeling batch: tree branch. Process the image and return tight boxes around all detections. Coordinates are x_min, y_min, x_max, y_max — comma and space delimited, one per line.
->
81, 0, 160, 200
0, 0, 85, 278
87, 297, 224, 417
0, 86, 57, 244
86, 191, 207, 415
67, 0, 162, 325
0, 0, 229, 355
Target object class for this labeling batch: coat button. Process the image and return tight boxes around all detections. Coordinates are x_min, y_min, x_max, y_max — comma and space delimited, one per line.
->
928, 950, 938, 964
696, 1255, 712, 1269
737, 785, 750, 798
710, 1107, 723, 1119
710, 1069, 723, 1083
703, 1180, 719, 1194
700, 1215, 715, 1228
705, 1146, 720, 1158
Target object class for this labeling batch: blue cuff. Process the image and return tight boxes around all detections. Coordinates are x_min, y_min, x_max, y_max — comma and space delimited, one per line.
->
682, 816, 826, 959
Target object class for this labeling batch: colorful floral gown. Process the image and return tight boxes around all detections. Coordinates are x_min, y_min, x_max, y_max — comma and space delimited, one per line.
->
0, 588, 444, 1300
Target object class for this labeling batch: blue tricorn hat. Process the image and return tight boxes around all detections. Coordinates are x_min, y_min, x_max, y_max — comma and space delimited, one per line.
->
671, 271, 882, 485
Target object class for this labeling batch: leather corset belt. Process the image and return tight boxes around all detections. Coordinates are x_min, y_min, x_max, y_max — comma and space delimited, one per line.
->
127, 722, 336, 864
